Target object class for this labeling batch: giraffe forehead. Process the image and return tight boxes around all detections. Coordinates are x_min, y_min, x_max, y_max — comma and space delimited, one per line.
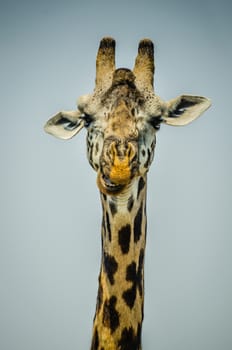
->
83, 69, 164, 132
105, 101, 137, 136
88, 90, 163, 132
103, 82, 143, 110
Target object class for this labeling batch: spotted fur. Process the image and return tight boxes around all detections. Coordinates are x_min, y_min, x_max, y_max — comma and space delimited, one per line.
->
44, 37, 211, 350
134, 204, 143, 243
103, 253, 118, 285
102, 296, 120, 333
118, 225, 131, 254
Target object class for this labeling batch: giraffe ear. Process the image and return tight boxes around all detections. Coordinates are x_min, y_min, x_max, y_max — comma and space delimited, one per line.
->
44, 110, 85, 140
162, 95, 211, 126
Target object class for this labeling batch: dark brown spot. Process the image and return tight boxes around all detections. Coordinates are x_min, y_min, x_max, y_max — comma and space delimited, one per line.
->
136, 323, 142, 348
122, 250, 144, 309
102, 217, 106, 238
118, 224, 131, 254
91, 328, 99, 350
96, 280, 103, 312
138, 249, 144, 296
102, 296, 120, 333
134, 203, 143, 243
103, 253, 118, 285
141, 301, 144, 321
109, 200, 117, 216
144, 148, 151, 169
105, 212, 111, 241
122, 283, 136, 309
118, 326, 140, 350
137, 177, 145, 199
127, 195, 134, 212
122, 262, 137, 308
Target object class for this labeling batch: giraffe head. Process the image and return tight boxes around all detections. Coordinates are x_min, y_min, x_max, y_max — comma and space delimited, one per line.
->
44, 37, 211, 195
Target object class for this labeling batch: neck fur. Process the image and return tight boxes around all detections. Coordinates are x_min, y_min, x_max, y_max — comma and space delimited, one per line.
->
91, 176, 147, 350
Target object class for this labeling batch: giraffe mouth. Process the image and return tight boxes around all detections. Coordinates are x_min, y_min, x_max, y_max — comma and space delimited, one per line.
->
97, 173, 125, 195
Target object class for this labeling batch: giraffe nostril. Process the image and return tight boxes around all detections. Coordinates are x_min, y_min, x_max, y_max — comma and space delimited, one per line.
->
107, 140, 137, 161
126, 143, 137, 161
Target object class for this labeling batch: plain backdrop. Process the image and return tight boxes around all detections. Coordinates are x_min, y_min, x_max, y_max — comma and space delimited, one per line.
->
1, 0, 231, 349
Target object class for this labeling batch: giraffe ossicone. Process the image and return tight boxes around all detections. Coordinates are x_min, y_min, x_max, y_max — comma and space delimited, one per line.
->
44, 37, 211, 350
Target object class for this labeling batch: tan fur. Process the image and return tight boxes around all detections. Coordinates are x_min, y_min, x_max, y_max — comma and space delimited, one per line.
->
133, 39, 155, 92
44, 37, 211, 350
95, 37, 116, 91
92, 180, 146, 349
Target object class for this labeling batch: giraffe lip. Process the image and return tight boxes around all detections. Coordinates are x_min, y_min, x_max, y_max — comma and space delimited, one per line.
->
102, 175, 124, 192
98, 173, 125, 194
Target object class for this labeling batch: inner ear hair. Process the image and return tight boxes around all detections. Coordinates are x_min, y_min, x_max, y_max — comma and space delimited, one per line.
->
169, 98, 197, 118
44, 110, 85, 139
55, 117, 81, 131
163, 95, 211, 126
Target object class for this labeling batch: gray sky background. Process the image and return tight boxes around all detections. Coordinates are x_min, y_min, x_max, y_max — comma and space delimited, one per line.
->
1, 0, 231, 349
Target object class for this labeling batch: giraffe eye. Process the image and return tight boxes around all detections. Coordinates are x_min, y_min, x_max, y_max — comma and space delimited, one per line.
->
148, 115, 163, 130
82, 114, 94, 127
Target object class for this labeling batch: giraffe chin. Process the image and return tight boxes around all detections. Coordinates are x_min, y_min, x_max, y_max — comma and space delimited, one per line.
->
97, 172, 126, 195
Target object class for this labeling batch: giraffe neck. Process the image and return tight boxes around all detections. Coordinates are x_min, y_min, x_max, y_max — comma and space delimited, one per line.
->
91, 176, 147, 350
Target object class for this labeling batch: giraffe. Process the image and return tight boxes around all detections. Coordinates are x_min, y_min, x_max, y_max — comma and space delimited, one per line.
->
44, 37, 211, 350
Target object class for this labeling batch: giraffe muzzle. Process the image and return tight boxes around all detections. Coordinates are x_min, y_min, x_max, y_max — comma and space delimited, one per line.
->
97, 141, 138, 195
109, 142, 136, 184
